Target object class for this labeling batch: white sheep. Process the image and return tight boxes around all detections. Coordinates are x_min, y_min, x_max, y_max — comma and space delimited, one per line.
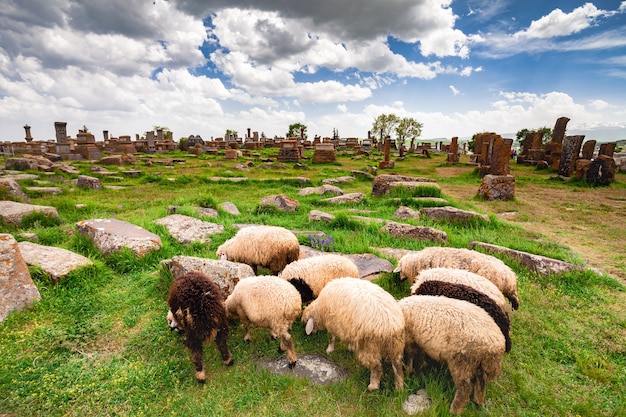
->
410, 267, 509, 312
301, 277, 405, 391
216, 225, 300, 275
279, 254, 360, 303
399, 294, 506, 414
394, 247, 520, 310
224, 275, 302, 368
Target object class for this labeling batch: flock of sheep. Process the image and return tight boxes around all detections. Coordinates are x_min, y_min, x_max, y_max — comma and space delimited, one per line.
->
166, 225, 519, 414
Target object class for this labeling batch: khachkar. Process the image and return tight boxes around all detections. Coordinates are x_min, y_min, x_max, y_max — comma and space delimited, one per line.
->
477, 135, 515, 201
54, 121, 71, 156
378, 137, 395, 169
446, 136, 459, 164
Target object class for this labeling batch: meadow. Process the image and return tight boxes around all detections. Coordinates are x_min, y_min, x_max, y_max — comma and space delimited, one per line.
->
1, 146, 625, 416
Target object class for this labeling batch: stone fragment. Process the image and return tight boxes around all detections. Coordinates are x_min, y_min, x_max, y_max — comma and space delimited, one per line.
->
218, 201, 240, 215
323, 192, 365, 204
76, 218, 162, 256
0, 234, 41, 322
0, 201, 61, 226
587, 155, 616, 186
297, 184, 344, 196
393, 206, 421, 220
260, 194, 300, 212
478, 175, 515, 201
198, 207, 219, 218
372, 174, 437, 197
308, 210, 335, 223
17, 241, 94, 283
558, 135, 585, 178
0, 178, 30, 203
344, 253, 395, 280
381, 221, 448, 243
161, 255, 255, 299
402, 389, 433, 415
4, 157, 39, 171
76, 175, 102, 190
154, 214, 224, 244
257, 353, 349, 385
322, 176, 355, 185
420, 206, 490, 223
99, 155, 125, 165
26, 186, 63, 195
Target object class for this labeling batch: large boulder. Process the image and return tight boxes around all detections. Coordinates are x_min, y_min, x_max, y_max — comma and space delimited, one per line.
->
0, 201, 61, 226
0, 178, 30, 203
0, 234, 41, 322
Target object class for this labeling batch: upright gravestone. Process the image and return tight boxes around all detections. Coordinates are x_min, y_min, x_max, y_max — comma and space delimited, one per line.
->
598, 142, 616, 157
446, 136, 459, 164
0, 234, 41, 322
489, 137, 512, 175
581, 140, 596, 160
558, 135, 584, 178
552, 116, 570, 144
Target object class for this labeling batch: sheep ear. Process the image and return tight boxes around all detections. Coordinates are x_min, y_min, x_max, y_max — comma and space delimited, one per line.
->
305, 317, 315, 335
393, 266, 401, 273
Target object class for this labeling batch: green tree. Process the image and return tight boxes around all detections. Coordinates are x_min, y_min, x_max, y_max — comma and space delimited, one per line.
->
516, 126, 552, 148
225, 129, 238, 139
395, 117, 423, 149
287, 123, 307, 138
371, 114, 400, 141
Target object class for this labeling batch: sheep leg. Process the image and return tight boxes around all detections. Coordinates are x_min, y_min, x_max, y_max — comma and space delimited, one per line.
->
184, 336, 206, 383
473, 371, 487, 405
325, 334, 336, 354
242, 319, 252, 343
391, 355, 405, 391
279, 332, 298, 369
215, 328, 233, 366
403, 343, 420, 374
449, 376, 472, 415
367, 362, 383, 391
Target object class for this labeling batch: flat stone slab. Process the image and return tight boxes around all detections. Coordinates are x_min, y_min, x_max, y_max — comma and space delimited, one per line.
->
323, 192, 365, 204
154, 214, 224, 244
420, 206, 490, 223
25, 186, 63, 195
256, 354, 349, 386
297, 246, 394, 280
17, 241, 94, 283
76, 218, 162, 256
382, 221, 448, 244
297, 185, 344, 196
1, 234, 41, 322
0, 201, 61, 226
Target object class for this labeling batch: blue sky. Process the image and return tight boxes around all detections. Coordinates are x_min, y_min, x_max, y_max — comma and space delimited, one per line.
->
0, 0, 625, 142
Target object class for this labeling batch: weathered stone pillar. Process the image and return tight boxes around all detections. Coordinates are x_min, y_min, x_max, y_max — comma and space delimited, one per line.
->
598, 142, 616, 157
490, 137, 512, 175
1, 234, 41, 322
103, 130, 109, 142
447, 136, 459, 164
54, 121, 68, 144
378, 137, 395, 169
581, 140, 596, 160
24, 125, 33, 142
478, 174, 515, 201
552, 117, 570, 144
558, 135, 585, 178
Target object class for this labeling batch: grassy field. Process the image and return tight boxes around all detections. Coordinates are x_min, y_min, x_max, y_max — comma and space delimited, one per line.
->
1, 147, 625, 416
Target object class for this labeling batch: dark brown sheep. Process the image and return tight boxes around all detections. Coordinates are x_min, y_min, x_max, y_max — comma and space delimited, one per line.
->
167, 271, 233, 383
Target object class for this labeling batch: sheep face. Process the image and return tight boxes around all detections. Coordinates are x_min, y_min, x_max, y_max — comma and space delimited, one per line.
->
166, 309, 182, 333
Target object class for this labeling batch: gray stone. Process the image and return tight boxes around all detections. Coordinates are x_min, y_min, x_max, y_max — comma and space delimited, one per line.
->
17, 241, 94, 283
297, 184, 344, 196
98, 155, 125, 165
478, 174, 515, 201
402, 389, 432, 415
25, 186, 63, 195
420, 206, 490, 223
76, 218, 162, 256
372, 174, 437, 197
393, 205, 421, 220
389, 181, 440, 191
76, 175, 102, 190
323, 192, 365, 204
382, 221, 448, 244
218, 201, 240, 215
322, 176, 355, 185
4, 157, 39, 171
344, 253, 395, 280
198, 207, 219, 218
0, 177, 30, 203
308, 210, 335, 223
161, 255, 255, 299
256, 353, 349, 386
154, 214, 224, 244
57, 164, 80, 175
0, 234, 41, 322
0, 201, 61, 226
260, 194, 299, 212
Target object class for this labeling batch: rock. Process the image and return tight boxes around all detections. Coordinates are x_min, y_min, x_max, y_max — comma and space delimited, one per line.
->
308, 210, 335, 223
478, 174, 515, 201
344, 253, 395, 280
154, 214, 224, 244
4, 157, 39, 171
402, 389, 432, 415
256, 354, 349, 386
389, 181, 440, 191
372, 247, 417, 261
587, 155, 616, 185
25, 186, 63, 195
198, 207, 219, 218
323, 192, 365, 204
350, 170, 375, 180
218, 202, 240, 215
372, 174, 437, 197
260, 194, 299, 212
17, 241, 94, 283
99, 155, 125, 165
420, 206, 490, 223
381, 221, 448, 244
57, 164, 80, 175
0, 177, 30, 203
0, 201, 61, 226
297, 185, 344, 196
161, 255, 255, 299
322, 176, 355, 185
76, 175, 102, 190
76, 218, 162, 256
469, 241, 585, 276
393, 205, 420, 220
0, 234, 41, 322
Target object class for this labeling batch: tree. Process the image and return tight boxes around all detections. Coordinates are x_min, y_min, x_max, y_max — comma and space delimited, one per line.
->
516, 126, 552, 148
287, 123, 307, 139
332, 128, 339, 140
395, 117, 423, 150
225, 129, 238, 139
371, 114, 400, 141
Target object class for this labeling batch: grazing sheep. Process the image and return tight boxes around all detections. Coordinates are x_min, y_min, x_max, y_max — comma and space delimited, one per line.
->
216, 225, 300, 275
224, 275, 302, 368
399, 295, 506, 414
394, 247, 520, 310
412, 280, 511, 353
410, 267, 509, 312
279, 254, 360, 303
167, 271, 233, 383
301, 277, 405, 391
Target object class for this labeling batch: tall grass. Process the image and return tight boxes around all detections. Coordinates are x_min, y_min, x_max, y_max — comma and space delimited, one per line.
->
1, 150, 625, 416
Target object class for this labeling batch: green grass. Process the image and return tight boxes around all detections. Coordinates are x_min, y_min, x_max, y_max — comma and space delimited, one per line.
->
1, 150, 625, 416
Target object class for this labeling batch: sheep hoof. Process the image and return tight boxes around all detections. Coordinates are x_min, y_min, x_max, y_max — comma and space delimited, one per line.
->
195, 370, 206, 383
288, 361, 297, 369
225, 358, 234, 367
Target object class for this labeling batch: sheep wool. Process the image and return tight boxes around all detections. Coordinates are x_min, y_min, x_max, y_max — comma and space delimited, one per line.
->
410, 267, 509, 312
301, 277, 405, 391
167, 271, 233, 383
399, 295, 506, 414
394, 247, 520, 310
216, 225, 300, 275
279, 254, 360, 303
224, 275, 302, 368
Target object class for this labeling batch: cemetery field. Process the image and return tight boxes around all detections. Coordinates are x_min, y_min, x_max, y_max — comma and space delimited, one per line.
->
1, 148, 625, 417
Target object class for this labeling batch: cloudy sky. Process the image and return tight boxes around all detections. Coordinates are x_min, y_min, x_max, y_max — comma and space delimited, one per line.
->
1, 0, 625, 143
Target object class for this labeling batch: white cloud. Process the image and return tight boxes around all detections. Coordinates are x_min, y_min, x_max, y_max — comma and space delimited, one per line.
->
449, 85, 461, 95
588, 99, 611, 110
